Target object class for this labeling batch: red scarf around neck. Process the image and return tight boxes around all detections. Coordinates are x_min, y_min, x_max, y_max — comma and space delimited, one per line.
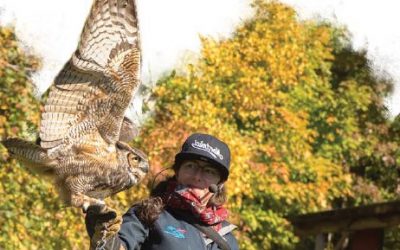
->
162, 180, 228, 232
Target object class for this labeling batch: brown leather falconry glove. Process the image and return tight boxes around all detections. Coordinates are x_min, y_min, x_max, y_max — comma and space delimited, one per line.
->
85, 205, 124, 250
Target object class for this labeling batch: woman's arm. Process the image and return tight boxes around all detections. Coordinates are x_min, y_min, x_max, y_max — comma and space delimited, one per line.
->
117, 207, 150, 249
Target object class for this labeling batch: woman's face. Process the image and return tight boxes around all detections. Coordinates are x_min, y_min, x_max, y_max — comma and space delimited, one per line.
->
176, 159, 221, 190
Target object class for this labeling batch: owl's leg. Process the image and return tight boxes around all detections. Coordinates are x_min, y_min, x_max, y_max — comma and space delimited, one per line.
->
65, 175, 105, 211
70, 193, 105, 212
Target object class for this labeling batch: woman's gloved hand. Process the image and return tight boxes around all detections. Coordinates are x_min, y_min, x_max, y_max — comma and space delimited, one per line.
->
85, 205, 123, 250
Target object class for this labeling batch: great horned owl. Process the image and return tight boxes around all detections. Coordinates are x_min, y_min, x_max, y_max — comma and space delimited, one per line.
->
2, 0, 149, 211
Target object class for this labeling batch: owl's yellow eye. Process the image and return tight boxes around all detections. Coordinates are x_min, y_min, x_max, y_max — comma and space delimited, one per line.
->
128, 153, 139, 166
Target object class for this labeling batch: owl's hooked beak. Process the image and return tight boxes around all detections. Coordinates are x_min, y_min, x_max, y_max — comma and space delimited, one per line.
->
128, 160, 149, 186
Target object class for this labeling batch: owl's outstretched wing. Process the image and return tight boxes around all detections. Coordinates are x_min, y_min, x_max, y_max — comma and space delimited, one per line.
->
40, 0, 141, 150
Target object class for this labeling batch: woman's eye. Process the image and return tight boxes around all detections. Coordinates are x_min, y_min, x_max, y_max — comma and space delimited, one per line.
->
204, 168, 217, 175
185, 163, 195, 169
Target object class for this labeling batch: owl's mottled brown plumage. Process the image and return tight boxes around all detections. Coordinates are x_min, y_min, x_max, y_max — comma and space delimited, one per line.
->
2, 0, 149, 210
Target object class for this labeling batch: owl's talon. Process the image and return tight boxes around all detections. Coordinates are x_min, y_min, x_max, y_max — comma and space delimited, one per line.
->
85, 202, 106, 214
82, 202, 90, 213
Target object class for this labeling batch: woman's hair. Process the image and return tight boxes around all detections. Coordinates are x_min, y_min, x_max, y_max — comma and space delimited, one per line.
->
136, 173, 227, 227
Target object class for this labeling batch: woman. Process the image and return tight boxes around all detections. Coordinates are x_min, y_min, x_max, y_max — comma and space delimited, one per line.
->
86, 133, 239, 250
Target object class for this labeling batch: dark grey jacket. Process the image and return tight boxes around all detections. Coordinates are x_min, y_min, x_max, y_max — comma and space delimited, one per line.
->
87, 206, 239, 250
119, 207, 238, 250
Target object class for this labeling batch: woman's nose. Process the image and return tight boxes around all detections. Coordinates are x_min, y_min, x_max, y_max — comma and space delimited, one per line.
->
193, 168, 203, 181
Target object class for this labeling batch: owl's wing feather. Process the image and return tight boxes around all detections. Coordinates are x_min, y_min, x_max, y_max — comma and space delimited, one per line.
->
40, 0, 140, 150
78, 0, 140, 68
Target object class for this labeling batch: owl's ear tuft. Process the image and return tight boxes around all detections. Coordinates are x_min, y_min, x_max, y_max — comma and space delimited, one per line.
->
119, 117, 139, 143
116, 141, 132, 151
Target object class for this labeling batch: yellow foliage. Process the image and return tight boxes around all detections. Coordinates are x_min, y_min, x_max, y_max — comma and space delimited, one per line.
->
1, 0, 393, 248
139, 1, 362, 249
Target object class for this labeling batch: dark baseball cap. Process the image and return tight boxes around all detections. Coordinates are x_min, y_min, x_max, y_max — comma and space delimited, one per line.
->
175, 133, 231, 181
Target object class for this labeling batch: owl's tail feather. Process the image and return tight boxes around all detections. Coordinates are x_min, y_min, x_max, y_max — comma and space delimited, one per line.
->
2, 138, 57, 176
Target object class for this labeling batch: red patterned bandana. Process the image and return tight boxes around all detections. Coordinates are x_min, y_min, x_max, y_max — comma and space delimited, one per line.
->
162, 180, 228, 232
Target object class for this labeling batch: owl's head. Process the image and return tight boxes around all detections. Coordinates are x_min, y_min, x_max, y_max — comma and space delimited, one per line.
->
116, 141, 149, 187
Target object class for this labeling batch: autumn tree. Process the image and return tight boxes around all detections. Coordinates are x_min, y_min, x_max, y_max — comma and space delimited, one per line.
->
0, 27, 87, 249
138, 1, 396, 249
